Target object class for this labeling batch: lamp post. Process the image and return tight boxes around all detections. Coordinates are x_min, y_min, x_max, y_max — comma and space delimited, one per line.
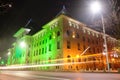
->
90, 1, 110, 71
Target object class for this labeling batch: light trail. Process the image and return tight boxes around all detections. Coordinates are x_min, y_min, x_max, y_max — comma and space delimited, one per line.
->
0, 61, 101, 70
39, 53, 102, 63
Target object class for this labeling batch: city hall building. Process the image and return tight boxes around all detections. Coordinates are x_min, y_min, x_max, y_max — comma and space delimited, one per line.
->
7, 8, 120, 71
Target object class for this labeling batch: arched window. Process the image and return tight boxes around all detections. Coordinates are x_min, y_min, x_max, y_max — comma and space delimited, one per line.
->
67, 55, 71, 62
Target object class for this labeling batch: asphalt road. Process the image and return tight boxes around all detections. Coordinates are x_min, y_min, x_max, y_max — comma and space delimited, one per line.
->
0, 71, 120, 80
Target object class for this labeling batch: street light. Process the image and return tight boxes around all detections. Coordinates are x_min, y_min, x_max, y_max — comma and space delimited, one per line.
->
8, 52, 11, 56
90, 1, 110, 71
20, 41, 26, 48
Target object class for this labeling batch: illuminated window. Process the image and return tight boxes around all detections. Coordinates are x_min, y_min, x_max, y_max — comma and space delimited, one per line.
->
72, 32, 75, 38
67, 41, 71, 49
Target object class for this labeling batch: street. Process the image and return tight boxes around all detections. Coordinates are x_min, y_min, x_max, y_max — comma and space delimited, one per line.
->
0, 71, 120, 80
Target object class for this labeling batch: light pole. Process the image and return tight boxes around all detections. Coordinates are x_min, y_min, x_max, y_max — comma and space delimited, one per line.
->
90, 1, 110, 71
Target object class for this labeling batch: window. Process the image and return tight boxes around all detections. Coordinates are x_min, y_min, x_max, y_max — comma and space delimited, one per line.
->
40, 41, 41, 45
89, 48, 91, 53
82, 36, 85, 42
45, 47, 47, 53
39, 49, 41, 55
83, 45, 86, 50
77, 43, 80, 50
28, 51, 30, 57
92, 40, 94, 44
96, 40, 98, 45
49, 44, 51, 51
49, 35, 52, 40
42, 40, 44, 44
57, 41, 60, 49
88, 38, 90, 43
67, 41, 71, 49
66, 30, 70, 36
34, 52, 36, 56
76, 33, 79, 38
97, 48, 99, 53
42, 48, 44, 54
78, 58, 81, 62
93, 48, 95, 54
67, 55, 71, 62
72, 32, 75, 38
57, 31, 60, 36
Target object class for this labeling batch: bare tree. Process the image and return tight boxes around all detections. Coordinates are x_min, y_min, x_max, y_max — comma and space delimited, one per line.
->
91, 0, 120, 39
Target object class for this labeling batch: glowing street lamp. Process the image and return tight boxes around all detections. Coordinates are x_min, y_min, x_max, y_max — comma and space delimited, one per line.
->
8, 52, 11, 56
90, 1, 102, 14
90, 1, 110, 71
20, 41, 26, 48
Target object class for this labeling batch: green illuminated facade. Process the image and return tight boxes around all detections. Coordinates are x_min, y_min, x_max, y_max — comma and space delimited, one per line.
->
7, 14, 64, 70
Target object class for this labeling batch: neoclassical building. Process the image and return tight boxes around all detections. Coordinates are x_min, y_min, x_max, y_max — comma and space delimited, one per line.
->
7, 8, 120, 71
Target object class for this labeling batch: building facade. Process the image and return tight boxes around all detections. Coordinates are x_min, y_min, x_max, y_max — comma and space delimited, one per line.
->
7, 13, 120, 71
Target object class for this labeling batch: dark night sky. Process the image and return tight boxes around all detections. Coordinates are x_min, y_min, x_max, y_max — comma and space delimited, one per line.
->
0, 0, 119, 57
